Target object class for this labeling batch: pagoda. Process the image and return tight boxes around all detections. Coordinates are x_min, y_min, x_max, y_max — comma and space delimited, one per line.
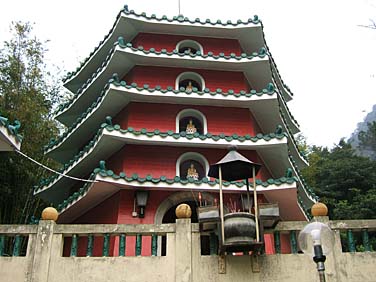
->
0, 114, 22, 152
35, 5, 317, 255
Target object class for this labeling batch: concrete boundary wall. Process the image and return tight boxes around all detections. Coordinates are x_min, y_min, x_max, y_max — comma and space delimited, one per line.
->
1, 218, 376, 282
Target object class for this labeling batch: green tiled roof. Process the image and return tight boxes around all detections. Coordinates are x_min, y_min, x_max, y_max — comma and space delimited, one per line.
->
62, 5, 261, 83
117, 37, 267, 60
260, 22, 294, 97
289, 154, 318, 201
37, 120, 288, 193
0, 113, 23, 142
49, 79, 276, 151
57, 40, 268, 117
56, 161, 297, 213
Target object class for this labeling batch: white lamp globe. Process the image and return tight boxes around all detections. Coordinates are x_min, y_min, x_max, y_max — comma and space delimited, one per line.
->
298, 222, 335, 256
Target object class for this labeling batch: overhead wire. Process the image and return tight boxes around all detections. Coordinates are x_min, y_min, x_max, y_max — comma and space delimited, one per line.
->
15, 149, 98, 183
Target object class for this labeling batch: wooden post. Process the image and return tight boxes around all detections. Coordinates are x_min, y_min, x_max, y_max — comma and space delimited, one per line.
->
253, 166, 260, 242
246, 178, 251, 214
219, 165, 225, 246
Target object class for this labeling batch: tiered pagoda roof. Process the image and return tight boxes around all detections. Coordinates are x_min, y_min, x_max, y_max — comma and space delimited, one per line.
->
36, 5, 317, 223
0, 114, 22, 151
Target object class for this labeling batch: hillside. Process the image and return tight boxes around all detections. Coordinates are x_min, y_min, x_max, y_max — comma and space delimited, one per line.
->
349, 104, 376, 159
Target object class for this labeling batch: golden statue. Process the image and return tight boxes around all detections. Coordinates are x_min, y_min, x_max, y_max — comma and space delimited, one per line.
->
186, 119, 197, 134
186, 81, 193, 92
187, 163, 199, 180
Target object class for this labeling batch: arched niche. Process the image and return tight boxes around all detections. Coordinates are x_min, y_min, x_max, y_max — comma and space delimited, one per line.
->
176, 39, 203, 55
176, 108, 207, 134
176, 152, 209, 180
175, 72, 205, 92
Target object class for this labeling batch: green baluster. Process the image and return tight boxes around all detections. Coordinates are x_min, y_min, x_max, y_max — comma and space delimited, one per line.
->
209, 233, 218, 255
290, 230, 298, 254
0, 235, 5, 256
86, 235, 94, 257
362, 229, 371, 252
135, 234, 142, 256
70, 234, 78, 257
274, 231, 281, 254
151, 234, 158, 256
12, 235, 21, 256
119, 234, 126, 256
347, 229, 356, 253
103, 234, 110, 257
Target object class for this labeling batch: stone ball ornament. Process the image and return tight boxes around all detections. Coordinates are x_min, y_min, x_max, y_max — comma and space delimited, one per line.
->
311, 202, 328, 217
175, 203, 192, 219
41, 207, 59, 221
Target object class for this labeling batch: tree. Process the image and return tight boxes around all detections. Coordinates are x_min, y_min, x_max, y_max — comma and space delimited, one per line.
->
0, 22, 60, 224
302, 139, 376, 220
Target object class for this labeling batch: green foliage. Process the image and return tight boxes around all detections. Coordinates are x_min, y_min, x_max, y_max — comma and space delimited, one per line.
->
302, 139, 376, 220
0, 22, 61, 223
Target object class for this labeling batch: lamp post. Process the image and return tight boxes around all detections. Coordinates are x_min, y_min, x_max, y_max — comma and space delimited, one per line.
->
298, 221, 335, 282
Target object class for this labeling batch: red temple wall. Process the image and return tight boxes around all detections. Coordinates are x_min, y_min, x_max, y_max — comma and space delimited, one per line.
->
131, 33, 243, 56
123, 66, 250, 93
113, 102, 261, 136
106, 144, 271, 181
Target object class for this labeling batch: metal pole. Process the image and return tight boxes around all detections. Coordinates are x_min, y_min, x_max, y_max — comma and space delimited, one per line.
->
252, 166, 260, 242
317, 262, 326, 282
219, 165, 225, 245
245, 178, 251, 213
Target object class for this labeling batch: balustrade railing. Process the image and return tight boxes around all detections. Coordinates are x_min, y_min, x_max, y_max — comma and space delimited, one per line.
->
58, 223, 175, 257
0, 225, 37, 257
266, 218, 376, 254
1, 218, 376, 258
1, 218, 376, 282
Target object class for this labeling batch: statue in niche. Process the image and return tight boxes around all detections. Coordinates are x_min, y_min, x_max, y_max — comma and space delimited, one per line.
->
186, 81, 193, 92
186, 119, 197, 134
187, 163, 199, 180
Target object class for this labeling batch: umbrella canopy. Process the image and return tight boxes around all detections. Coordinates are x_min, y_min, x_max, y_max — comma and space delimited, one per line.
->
208, 146, 261, 181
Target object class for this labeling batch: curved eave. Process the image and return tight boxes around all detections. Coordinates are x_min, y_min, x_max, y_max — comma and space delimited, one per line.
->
0, 125, 21, 151
277, 104, 308, 169
271, 64, 293, 102
288, 158, 317, 213
57, 175, 303, 223
58, 46, 270, 125
64, 11, 264, 92
278, 95, 300, 134
38, 127, 290, 203
286, 129, 308, 169
48, 85, 279, 162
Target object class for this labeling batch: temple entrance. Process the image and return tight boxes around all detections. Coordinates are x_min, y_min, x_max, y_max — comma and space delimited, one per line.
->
156, 192, 215, 256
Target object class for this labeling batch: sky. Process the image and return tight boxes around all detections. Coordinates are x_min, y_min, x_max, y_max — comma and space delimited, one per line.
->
0, 0, 375, 148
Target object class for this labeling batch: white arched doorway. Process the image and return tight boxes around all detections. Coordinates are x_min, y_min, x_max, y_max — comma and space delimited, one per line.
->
154, 191, 215, 255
